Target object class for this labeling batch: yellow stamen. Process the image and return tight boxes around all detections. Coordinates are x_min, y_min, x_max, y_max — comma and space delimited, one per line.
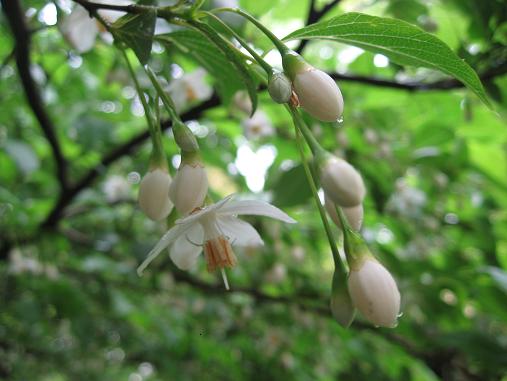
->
204, 236, 237, 272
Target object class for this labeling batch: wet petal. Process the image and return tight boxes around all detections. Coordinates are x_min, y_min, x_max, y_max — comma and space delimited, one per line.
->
218, 199, 297, 223
218, 216, 264, 247
137, 222, 193, 275
169, 224, 204, 270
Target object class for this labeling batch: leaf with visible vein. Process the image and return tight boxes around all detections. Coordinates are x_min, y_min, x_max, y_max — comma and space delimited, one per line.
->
112, 10, 157, 65
283, 12, 491, 108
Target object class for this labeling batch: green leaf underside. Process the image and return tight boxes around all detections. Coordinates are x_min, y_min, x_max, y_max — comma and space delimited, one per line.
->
157, 31, 245, 102
283, 12, 491, 108
191, 22, 258, 115
112, 10, 157, 65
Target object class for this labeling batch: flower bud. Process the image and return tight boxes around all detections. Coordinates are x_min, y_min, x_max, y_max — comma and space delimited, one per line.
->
348, 258, 400, 328
320, 156, 365, 207
138, 168, 174, 221
293, 68, 344, 122
324, 195, 363, 231
169, 161, 208, 215
268, 71, 292, 104
283, 51, 343, 122
330, 272, 355, 328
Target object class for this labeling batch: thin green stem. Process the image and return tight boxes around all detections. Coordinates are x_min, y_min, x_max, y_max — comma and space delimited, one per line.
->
210, 7, 289, 55
144, 66, 180, 122
121, 49, 164, 164
201, 11, 273, 75
289, 105, 346, 275
290, 105, 326, 156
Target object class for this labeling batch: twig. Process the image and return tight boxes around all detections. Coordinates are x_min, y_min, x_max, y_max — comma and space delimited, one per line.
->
296, 0, 342, 53
1, 0, 69, 190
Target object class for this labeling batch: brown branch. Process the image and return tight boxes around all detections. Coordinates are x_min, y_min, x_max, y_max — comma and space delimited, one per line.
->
41, 93, 220, 228
296, 0, 342, 53
1, 0, 69, 190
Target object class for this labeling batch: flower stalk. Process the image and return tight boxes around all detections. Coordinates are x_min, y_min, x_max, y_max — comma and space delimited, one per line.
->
289, 105, 345, 275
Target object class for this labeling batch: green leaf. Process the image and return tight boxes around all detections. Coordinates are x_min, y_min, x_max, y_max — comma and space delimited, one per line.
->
283, 12, 491, 108
111, 10, 157, 64
157, 30, 245, 102
191, 21, 258, 114
269, 164, 312, 207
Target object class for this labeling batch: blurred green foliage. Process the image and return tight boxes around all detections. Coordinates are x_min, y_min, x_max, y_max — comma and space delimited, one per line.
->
1, 0, 507, 380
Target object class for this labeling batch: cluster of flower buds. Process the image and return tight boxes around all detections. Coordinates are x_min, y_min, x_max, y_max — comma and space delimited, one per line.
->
264, 50, 344, 123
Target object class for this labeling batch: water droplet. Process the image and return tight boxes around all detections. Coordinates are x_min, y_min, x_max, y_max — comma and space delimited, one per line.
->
336, 117, 344, 124
127, 172, 141, 184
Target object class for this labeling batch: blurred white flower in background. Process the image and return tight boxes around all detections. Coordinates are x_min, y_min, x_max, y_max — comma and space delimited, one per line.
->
60, 5, 99, 53
242, 110, 274, 140
60, 0, 133, 53
387, 178, 426, 217
233, 90, 253, 115
102, 175, 130, 202
167, 69, 213, 112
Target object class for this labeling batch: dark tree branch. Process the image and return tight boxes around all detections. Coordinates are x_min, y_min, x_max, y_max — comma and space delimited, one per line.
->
296, 0, 342, 53
41, 94, 220, 228
332, 61, 507, 91
1, 0, 69, 190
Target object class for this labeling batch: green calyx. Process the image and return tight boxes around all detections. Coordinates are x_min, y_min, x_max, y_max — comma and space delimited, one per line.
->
172, 121, 199, 153
343, 228, 375, 271
180, 150, 203, 167
330, 271, 356, 328
282, 50, 312, 80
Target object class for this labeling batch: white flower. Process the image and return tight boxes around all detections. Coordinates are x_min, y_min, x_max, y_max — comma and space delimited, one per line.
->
242, 110, 274, 140
293, 68, 344, 122
169, 162, 208, 215
60, 5, 99, 53
348, 259, 400, 328
167, 69, 213, 112
320, 156, 365, 207
324, 195, 363, 231
138, 168, 173, 221
102, 175, 130, 202
233, 90, 252, 115
137, 195, 297, 288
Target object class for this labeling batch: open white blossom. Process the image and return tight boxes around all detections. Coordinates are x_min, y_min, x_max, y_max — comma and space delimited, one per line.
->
242, 110, 274, 140
167, 69, 213, 112
137, 195, 296, 288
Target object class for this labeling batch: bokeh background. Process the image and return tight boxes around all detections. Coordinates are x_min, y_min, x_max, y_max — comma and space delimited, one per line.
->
1, 0, 507, 380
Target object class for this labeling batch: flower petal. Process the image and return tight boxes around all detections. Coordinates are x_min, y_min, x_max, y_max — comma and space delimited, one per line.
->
169, 224, 204, 270
175, 194, 235, 225
218, 199, 297, 223
137, 222, 193, 275
218, 216, 264, 247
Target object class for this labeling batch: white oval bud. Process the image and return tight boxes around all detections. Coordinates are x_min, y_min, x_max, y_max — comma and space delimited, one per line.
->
169, 163, 208, 215
268, 72, 292, 104
348, 259, 400, 328
293, 69, 344, 122
324, 195, 363, 231
320, 156, 365, 207
138, 168, 173, 221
